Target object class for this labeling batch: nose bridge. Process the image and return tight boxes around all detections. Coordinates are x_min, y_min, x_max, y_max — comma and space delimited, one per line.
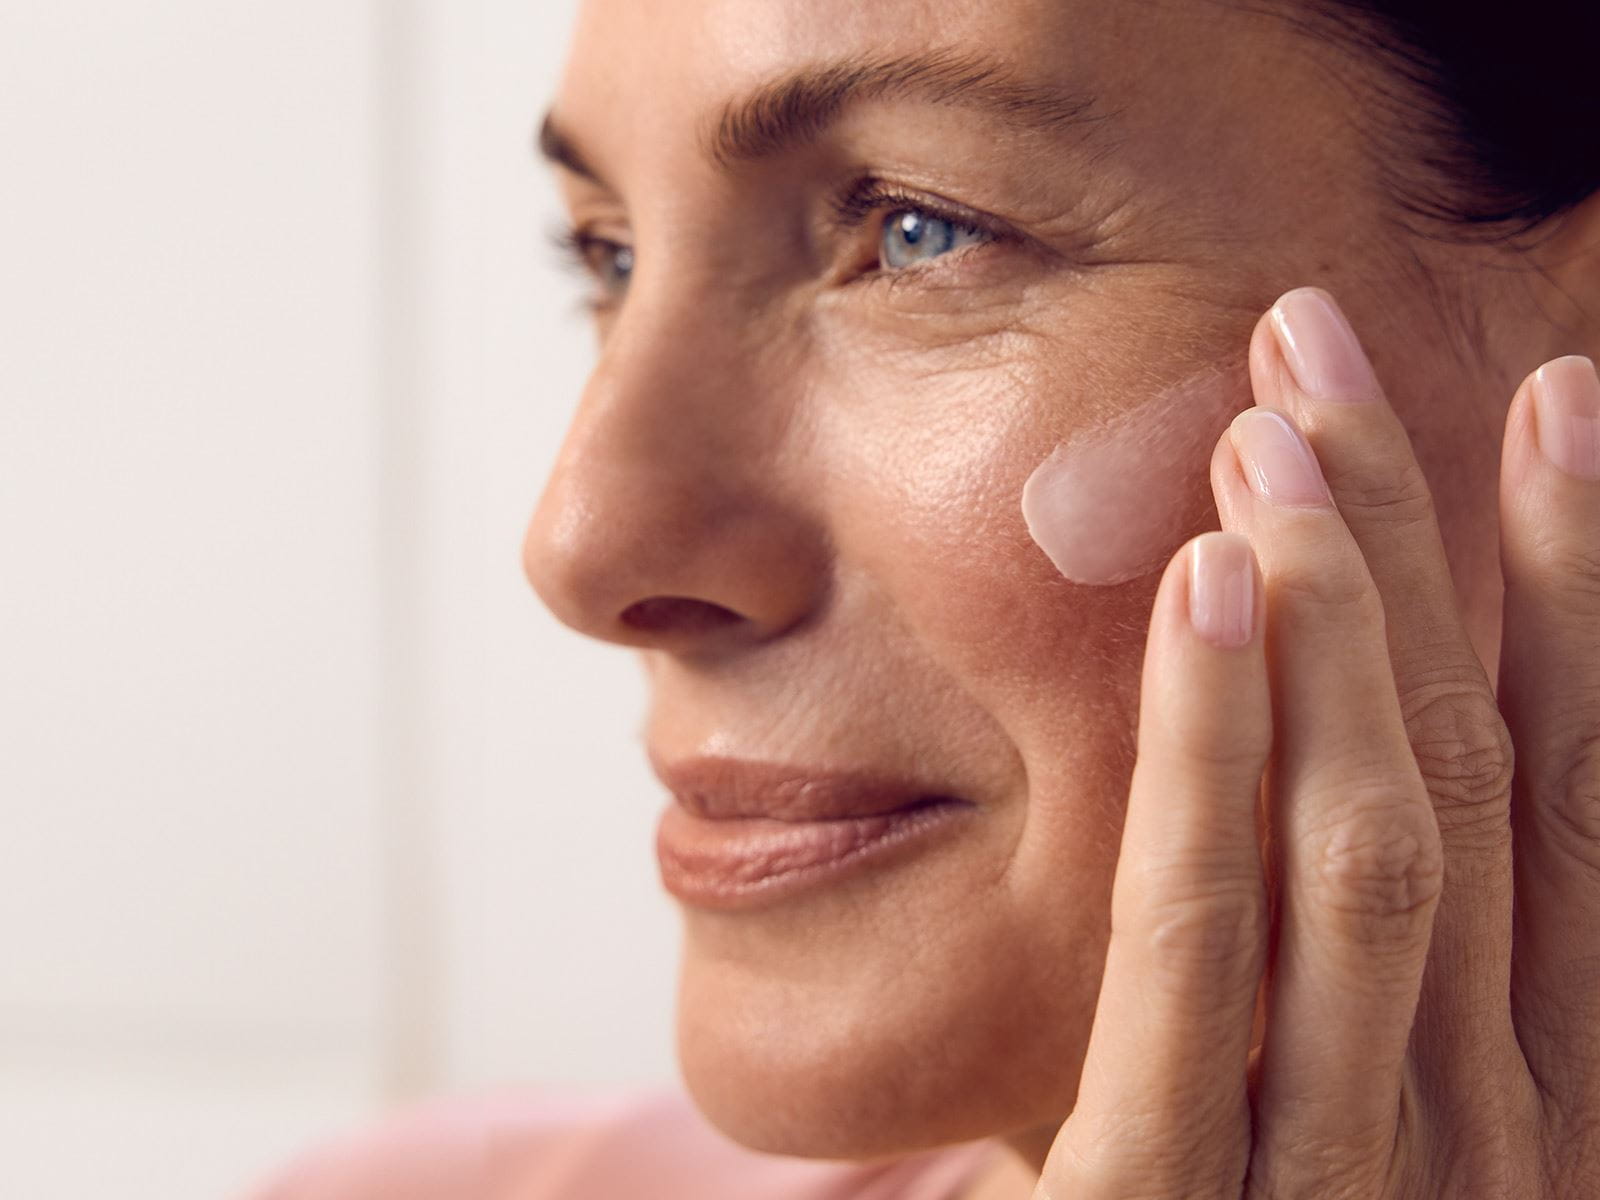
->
525, 281, 828, 651
587, 286, 774, 473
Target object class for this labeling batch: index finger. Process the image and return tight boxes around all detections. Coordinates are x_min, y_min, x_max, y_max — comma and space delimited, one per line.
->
1044, 531, 1269, 1197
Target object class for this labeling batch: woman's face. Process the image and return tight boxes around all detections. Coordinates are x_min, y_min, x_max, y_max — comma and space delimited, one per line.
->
527, 0, 1515, 1161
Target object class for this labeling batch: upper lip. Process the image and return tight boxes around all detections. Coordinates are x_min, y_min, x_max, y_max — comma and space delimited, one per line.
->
649, 753, 961, 822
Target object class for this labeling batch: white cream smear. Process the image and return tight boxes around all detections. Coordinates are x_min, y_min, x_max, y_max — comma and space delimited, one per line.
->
1021, 363, 1252, 585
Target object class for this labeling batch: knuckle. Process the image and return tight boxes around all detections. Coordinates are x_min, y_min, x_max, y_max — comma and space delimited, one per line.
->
1128, 885, 1266, 995
1168, 723, 1272, 777
1325, 455, 1438, 531
1392, 657, 1515, 838
1309, 792, 1443, 927
1269, 562, 1384, 622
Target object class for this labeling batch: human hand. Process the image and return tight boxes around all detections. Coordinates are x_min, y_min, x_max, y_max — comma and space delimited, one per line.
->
1037, 288, 1600, 1197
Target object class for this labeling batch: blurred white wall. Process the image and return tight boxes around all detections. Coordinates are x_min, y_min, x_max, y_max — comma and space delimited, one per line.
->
0, 2, 680, 1197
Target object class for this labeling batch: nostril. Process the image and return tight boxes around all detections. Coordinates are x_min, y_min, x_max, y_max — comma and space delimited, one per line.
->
619, 596, 744, 637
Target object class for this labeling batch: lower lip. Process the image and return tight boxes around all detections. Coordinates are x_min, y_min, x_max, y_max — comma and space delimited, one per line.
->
655, 798, 972, 910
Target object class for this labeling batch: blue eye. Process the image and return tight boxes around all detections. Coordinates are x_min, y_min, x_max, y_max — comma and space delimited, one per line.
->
554, 227, 634, 307
880, 209, 988, 271
594, 242, 634, 294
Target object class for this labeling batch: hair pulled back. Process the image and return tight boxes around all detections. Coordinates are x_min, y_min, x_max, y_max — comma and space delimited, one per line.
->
1302, 0, 1599, 238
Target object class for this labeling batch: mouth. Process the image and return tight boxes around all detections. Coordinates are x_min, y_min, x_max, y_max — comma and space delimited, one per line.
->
650, 755, 976, 910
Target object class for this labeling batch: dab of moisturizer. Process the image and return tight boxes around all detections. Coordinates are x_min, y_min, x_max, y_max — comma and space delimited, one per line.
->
1021, 363, 1251, 585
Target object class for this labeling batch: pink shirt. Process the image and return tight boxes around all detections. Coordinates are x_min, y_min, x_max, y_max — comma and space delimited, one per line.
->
248, 1088, 1003, 1200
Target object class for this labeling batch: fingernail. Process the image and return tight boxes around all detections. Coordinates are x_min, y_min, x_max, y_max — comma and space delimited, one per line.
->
1269, 288, 1382, 402
1230, 409, 1333, 506
1189, 531, 1256, 650
1531, 355, 1600, 480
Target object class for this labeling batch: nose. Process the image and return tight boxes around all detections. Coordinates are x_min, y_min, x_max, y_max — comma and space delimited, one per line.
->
524, 301, 830, 655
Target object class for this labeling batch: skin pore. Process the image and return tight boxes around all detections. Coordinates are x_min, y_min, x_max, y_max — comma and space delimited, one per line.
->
526, 1, 1591, 1195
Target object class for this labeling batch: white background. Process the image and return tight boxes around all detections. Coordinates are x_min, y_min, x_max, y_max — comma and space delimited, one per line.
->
0, 2, 682, 1197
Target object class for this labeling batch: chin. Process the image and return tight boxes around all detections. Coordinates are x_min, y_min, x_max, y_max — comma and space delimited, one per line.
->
669, 862, 1104, 1162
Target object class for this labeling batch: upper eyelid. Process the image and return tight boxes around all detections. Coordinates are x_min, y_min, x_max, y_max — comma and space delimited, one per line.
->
827, 178, 1012, 242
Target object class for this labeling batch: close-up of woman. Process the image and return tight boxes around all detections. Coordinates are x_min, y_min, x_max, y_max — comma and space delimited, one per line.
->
259, 0, 1600, 1196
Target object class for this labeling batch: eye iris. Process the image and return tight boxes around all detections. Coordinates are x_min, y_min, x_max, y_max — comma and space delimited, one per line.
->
604, 244, 634, 289
882, 210, 960, 270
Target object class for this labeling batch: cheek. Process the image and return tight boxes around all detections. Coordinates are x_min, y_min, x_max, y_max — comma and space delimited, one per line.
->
808, 334, 1254, 842
813, 341, 1243, 689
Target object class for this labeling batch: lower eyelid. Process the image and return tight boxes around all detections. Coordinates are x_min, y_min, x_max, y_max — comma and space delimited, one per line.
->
865, 238, 1003, 287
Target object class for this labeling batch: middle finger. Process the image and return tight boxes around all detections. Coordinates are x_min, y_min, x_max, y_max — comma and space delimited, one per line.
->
1255, 289, 1519, 1061
1210, 403, 1440, 1184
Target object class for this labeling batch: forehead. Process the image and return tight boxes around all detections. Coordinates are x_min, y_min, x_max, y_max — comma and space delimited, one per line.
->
554, 0, 1220, 172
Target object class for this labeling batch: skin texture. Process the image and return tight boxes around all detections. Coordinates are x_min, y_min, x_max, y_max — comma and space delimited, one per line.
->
526, 0, 1600, 1194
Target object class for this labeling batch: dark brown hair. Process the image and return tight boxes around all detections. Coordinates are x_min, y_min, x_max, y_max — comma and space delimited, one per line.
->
1306, 0, 1599, 240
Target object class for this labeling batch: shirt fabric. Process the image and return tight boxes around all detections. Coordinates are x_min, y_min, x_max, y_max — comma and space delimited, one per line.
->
247, 1087, 1004, 1200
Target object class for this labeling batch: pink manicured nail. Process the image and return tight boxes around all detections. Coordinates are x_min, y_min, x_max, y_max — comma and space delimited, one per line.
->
1270, 288, 1382, 402
1230, 409, 1333, 506
1532, 355, 1600, 480
1189, 532, 1256, 649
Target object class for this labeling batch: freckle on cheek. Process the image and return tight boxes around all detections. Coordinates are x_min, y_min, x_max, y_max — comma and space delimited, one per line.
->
1020, 364, 1252, 586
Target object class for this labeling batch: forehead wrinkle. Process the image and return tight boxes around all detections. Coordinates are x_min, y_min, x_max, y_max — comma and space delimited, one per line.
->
704, 46, 1115, 170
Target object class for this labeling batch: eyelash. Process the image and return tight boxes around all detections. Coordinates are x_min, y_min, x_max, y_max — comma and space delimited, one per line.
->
549, 226, 629, 314
550, 178, 1010, 309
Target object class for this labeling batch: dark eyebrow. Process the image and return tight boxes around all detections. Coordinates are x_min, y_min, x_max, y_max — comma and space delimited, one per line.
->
538, 47, 1113, 184
707, 48, 1111, 167
538, 112, 604, 184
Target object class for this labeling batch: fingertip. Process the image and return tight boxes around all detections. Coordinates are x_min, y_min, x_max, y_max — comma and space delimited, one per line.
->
1530, 354, 1600, 480
1189, 531, 1259, 650
1504, 356, 1593, 508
